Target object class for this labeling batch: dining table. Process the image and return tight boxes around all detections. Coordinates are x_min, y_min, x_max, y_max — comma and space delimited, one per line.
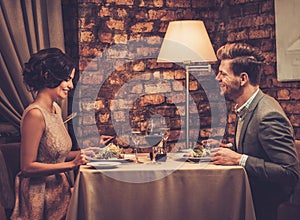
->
66, 153, 256, 220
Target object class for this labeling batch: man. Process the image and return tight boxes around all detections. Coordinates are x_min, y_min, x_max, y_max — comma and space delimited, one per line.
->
212, 42, 299, 220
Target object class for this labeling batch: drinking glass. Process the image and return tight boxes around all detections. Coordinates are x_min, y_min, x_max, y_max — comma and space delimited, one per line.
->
131, 130, 143, 163
149, 116, 169, 162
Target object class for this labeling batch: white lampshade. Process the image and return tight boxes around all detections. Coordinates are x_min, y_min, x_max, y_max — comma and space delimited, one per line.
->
157, 20, 217, 63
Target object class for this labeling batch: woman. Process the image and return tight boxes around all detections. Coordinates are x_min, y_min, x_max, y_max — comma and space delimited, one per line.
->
11, 48, 87, 220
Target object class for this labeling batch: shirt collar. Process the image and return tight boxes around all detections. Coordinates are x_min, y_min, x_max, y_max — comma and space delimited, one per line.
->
235, 88, 259, 119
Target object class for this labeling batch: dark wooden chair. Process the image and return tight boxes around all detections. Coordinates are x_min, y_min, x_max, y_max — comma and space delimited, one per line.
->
277, 140, 300, 220
0, 143, 20, 220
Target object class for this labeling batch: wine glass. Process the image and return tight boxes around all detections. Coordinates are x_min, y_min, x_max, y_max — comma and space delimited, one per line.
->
161, 130, 169, 148
147, 115, 169, 162
130, 130, 143, 163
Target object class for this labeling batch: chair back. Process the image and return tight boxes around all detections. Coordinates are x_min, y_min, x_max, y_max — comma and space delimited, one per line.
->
277, 140, 300, 220
0, 143, 20, 210
290, 140, 300, 204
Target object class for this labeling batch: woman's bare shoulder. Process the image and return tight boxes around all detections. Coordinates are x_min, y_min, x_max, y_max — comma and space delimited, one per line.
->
22, 107, 45, 127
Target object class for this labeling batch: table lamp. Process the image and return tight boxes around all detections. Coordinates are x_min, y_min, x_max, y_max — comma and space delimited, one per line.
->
157, 20, 217, 148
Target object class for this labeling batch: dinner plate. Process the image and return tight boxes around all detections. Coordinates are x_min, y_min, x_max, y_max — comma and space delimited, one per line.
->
188, 157, 212, 162
171, 154, 212, 162
187, 157, 201, 162
88, 158, 131, 163
86, 161, 121, 169
199, 157, 212, 162
170, 153, 189, 161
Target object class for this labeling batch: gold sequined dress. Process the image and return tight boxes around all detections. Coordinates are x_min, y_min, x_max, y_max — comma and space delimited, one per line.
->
11, 102, 72, 220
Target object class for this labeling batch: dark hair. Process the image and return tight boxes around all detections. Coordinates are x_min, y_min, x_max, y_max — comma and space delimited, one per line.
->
23, 48, 75, 92
216, 43, 265, 85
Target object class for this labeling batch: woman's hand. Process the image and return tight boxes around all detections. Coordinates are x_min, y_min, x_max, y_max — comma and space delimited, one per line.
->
71, 151, 88, 167
100, 135, 114, 145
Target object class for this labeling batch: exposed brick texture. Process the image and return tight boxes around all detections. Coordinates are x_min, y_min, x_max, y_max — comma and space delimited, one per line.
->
62, 0, 300, 149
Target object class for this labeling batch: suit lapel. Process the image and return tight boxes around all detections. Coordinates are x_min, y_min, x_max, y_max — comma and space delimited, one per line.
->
233, 119, 238, 151
238, 111, 251, 153
237, 90, 264, 153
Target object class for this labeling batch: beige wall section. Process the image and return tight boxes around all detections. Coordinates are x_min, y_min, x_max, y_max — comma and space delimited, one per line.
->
275, 0, 300, 81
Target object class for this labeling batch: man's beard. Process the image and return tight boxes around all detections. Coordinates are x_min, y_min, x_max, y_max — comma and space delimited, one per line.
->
222, 82, 242, 102
223, 93, 235, 101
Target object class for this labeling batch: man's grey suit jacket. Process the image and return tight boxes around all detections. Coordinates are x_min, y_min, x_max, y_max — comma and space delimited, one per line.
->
234, 89, 299, 208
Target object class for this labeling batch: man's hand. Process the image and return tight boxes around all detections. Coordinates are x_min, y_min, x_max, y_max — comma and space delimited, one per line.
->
201, 139, 233, 148
211, 147, 242, 165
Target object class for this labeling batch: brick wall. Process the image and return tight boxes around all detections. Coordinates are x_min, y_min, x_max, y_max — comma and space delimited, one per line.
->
62, 0, 300, 150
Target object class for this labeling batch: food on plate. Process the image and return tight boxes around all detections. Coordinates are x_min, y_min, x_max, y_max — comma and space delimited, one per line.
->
85, 143, 124, 160
189, 147, 211, 158
96, 143, 123, 159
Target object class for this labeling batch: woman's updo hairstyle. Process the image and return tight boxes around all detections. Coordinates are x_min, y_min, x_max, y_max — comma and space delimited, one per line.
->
23, 48, 75, 92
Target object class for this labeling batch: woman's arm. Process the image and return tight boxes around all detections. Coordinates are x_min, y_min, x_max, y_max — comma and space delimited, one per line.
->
66, 150, 81, 161
20, 109, 87, 177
